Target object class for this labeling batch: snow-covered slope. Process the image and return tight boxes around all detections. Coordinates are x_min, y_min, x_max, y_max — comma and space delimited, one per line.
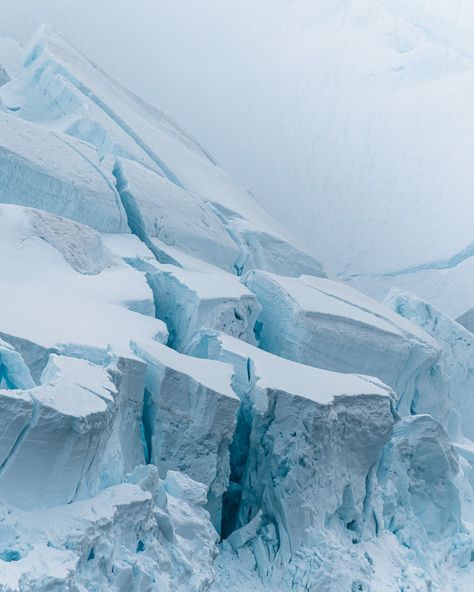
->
5, 0, 474, 313
1, 23, 474, 592
3, 1, 474, 314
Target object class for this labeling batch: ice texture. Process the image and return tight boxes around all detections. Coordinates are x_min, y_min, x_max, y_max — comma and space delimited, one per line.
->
187, 331, 394, 554
143, 264, 261, 351
0, 355, 114, 510
133, 339, 238, 531
0, 113, 128, 233
244, 271, 445, 417
0, 22, 473, 592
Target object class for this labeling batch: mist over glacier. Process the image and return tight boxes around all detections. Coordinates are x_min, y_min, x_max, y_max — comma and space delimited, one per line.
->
1, 2, 474, 591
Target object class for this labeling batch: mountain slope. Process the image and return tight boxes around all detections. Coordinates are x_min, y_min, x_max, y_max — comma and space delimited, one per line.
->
4, 0, 474, 314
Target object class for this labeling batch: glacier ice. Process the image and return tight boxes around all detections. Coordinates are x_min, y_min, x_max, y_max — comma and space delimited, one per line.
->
113, 158, 241, 272
142, 264, 261, 351
385, 289, 474, 440
0, 112, 128, 233
244, 271, 446, 418
187, 331, 394, 552
132, 339, 239, 531
0, 354, 114, 510
0, 22, 473, 592
0, 472, 218, 592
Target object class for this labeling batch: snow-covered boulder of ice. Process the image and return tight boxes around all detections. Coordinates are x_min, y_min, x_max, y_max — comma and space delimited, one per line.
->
132, 339, 238, 531
0, 354, 116, 510
244, 271, 444, 416
188, 331, 394, 557
130, 262, 260, 351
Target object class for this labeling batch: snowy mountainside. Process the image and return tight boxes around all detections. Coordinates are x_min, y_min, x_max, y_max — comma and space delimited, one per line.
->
2, 1, 474, 315
1, 25, 474, 592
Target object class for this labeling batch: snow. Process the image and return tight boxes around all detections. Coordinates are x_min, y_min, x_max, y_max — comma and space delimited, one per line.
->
0, 112, 128, 233
0, 18, 474, 592
142, 263, 261, 351
243, 270, 444, 416
0, 204, 167, 356
188, 329, 391, 405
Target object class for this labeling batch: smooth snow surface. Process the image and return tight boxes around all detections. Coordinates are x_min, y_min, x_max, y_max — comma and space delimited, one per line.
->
0, 19, 474, 592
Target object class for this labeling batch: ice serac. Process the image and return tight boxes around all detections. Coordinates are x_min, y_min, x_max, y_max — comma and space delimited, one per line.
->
140, 264, 260, 351
132, 339, 238, 531
378, 415, 467, 561
0, 354, 114, 510
100, 355, 148, 487
244, 270, 446, 416
385, 289, 474, 442
0, 112, 128, 233
114, 158, 240, 272
188, 331, 394, 565
229, 215, 326, 278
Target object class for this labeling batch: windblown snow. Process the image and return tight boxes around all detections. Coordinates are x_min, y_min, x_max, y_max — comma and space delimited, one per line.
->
0, 23, 473, 592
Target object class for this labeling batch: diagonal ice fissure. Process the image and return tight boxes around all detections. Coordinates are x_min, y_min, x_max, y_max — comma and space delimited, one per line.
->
0, 399, 38, 478
111, 159, 181, 268
29, 52, 184, 188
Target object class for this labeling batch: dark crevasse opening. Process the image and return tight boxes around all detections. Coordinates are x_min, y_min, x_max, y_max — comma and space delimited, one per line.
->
111, 160, 181, 267
141, 388, 155, 465
220, 361, 256, 540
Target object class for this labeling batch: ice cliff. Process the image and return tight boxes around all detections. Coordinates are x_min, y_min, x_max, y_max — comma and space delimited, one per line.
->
0, 25, 473, 592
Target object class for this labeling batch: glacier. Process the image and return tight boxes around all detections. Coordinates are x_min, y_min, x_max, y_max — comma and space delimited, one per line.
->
0, 22, 473, 592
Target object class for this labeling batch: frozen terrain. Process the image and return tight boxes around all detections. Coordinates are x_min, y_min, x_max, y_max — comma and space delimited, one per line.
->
0, 20, 474, 592
3, 0, 474, 315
